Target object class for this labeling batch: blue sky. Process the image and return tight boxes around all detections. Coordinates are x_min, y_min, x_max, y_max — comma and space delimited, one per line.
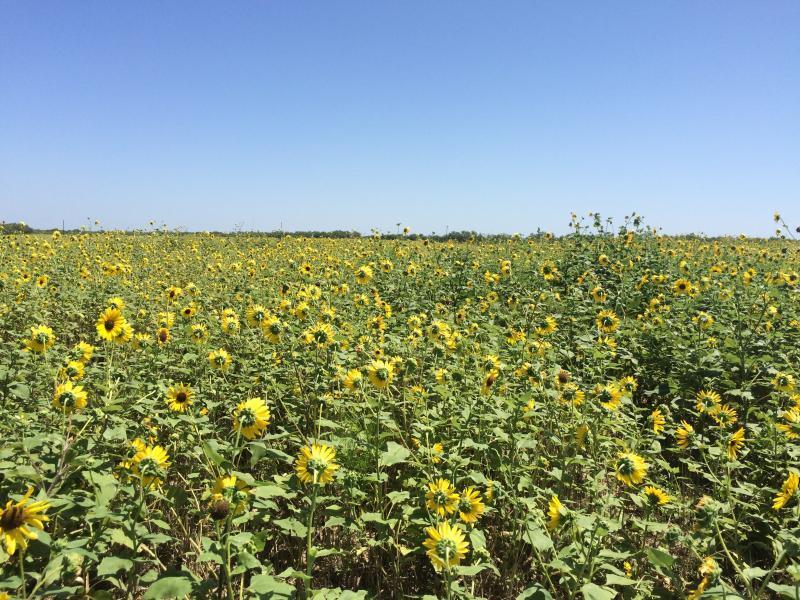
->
1, 1, 798, 235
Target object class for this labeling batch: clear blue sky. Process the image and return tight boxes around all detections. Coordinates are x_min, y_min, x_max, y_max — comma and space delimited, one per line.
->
1, 1, 798, 235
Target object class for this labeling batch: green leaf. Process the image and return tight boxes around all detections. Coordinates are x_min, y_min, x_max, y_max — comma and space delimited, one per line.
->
646, 547, 675, 570
248, 574, 294, 598
581, 583, 616, 600
517, 586, 554, 600
97, 556, 134, 576
379, 442, 410, 467
142, 576, 194, 599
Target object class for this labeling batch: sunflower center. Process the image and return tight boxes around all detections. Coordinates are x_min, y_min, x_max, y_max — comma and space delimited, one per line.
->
0, 505, 25, 530
433, 490, 448, 506
104, 319, 115, 331
176, 392, 187, 403
458, 497, 472, 513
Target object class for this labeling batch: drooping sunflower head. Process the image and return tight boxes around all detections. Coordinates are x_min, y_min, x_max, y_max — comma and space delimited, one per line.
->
695, 390, 721, 413
615, 452, 648, 486
132, 445, 170, 488
425, 479, 459, 517
295, 443, 339, 485
52, 381, 88, 413
27, 324, 56, 353
232, 397, 270, 440
643, 485, 670, 507
367, 360, 394, 389
422, 520, 469, 571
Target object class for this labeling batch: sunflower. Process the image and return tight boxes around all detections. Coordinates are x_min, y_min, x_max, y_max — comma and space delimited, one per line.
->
651, 409, 666, 434
262, 315, 284, 343
596, 383, 622, 410
643, 485, 670, 507
189, 324, 208, 344
366, 359, 394, 389
180, 303, 197, 319
246, 304, 268, 328
591, 286, 607, 303
777, 407, 800, 439
481, 369, 500, 395
166, 383, 194, 413
547, 495, 564, 530
618, 376, 637, 396
615, 452, 648, 486
208, 348, 232, 371
355, 265, 373, 285
425, 479, 459, 517
53, 381, 88, 413
423, 520, 469, 571
96, 308, 127, 342
534, 315, 557, 336
0, 487, 50, 555
676, 420, 695, 449
539, 261, 559, 281
596, 309, 620, 333
724, 427, 746, 460
710, 403, 738, 427
457, 487, 485, 524
156, 326, 171, 345
673, 278, 692, 295
559, 383, 585, 406
27, 324, 55, 353
695, 390, 721, 413
773, 471, 799, 510
692, 311, 714, 329
220, 309, 240, 334
59, 360, 85, 381
166, 286, 182, 303
211, 474, 250, 515
107, 296, 125, 310
772, 372, 795, 393
295, 443, 339, 485
132, 445, 170, 487
232, 397, 270, 439
74, 341, 94, 363
342, 368, 362, 390
303, 322, 335, 348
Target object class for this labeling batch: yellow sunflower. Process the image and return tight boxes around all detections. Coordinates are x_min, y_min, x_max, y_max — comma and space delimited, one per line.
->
0, 487, 50, 555
53, 381, 88, 413
366, 359, 394, 389
425, 479, 459, 517
232, 397, 270, 439
457, 487, 485, 524
166, 383, 194, 413
773, 471, 799, 510
132, 445, 170, 488
26, 324, 55, 353
295, 443, 339, 485
615, 452, 648, 486
96, 308, 127, 342
422, 520, 469, 571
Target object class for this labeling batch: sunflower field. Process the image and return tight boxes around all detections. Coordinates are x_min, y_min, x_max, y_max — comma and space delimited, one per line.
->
1, 215, 800, 600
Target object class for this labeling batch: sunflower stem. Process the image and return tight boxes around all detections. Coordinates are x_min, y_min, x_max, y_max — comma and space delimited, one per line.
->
304, 483, 319, 599
19, 548, 27, 599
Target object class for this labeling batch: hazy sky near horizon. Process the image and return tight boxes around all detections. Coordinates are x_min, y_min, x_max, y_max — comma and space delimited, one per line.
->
1, 1, 799, 236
